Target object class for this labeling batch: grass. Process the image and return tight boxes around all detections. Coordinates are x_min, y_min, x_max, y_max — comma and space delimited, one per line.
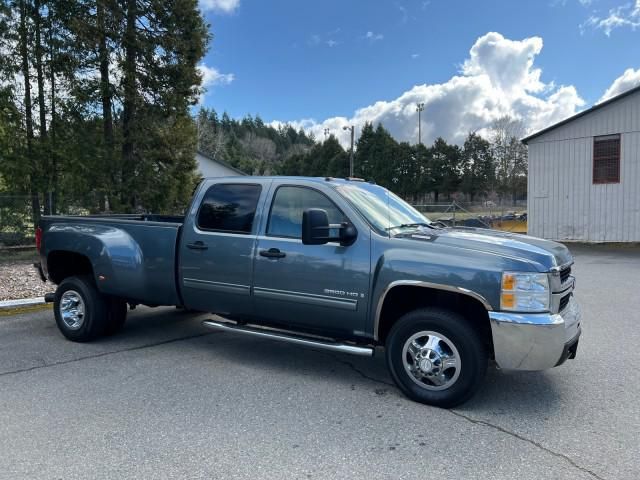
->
0, 304, 51, 317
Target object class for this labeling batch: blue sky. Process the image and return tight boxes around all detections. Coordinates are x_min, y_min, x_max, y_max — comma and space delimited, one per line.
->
198, 0, 640, 144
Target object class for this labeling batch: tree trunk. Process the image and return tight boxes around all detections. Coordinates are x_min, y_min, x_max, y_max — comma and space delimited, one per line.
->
33, 0, 49, 214
48, 13, 57, 214
33, 0, 46, 140
97, 0, 113, 212
19, 0, 41, 225
120, 0, 137, 211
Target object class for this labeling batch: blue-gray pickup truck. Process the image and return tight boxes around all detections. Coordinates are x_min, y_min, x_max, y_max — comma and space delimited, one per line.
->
36, 176, 581, 407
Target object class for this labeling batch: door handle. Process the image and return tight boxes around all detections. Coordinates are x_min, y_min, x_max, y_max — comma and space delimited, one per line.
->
259, 248, 286, 259
186, 241, 208, 250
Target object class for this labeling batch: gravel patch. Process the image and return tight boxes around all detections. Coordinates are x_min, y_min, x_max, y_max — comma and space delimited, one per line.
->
0, 261, 50, 301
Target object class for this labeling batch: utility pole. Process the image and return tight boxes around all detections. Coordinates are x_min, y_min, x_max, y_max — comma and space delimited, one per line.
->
416, 102, 425, 145
343, 125, 355, 177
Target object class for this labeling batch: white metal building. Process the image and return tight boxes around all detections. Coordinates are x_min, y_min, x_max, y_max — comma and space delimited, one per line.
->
195, 151, 246, 178
523, 85, 640, 242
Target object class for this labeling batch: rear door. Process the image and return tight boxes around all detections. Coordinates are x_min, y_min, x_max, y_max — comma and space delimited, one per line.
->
179, 180, 268, 315
252, 181, 371, 337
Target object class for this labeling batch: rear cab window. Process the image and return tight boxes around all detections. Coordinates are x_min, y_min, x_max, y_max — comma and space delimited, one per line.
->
197, 183, 262, 233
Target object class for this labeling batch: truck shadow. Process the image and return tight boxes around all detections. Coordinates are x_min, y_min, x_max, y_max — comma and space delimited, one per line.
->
459, 367, 563, 415
190, 328, 563, 415
27, 307, 563, 419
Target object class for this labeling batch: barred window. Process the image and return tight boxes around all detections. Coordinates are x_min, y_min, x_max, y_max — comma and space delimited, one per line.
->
593, 135, 620, 184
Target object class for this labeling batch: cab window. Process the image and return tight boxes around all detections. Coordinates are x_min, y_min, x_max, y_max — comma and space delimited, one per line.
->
267, 186, 345, 239
197, 184, 262, 233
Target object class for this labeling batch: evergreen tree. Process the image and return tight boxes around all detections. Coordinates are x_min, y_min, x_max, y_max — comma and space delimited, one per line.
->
354, 122, 375, 179
0, 0, 210, 217
461, 132, 495, 200
413, 142, 432, 201
395, 142, 416, 197
196, 107, 315, 176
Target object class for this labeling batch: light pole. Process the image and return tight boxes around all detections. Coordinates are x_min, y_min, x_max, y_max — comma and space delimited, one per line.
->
416, 102, 425, 145
343, 125, 355, 177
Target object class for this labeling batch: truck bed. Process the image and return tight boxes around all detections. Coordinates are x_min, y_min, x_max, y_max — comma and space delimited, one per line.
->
43, 213, 185, 224
39, 214, 184, 306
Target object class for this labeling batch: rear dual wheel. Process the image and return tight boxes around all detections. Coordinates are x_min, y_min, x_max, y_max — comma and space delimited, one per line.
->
54, 275, 127, 342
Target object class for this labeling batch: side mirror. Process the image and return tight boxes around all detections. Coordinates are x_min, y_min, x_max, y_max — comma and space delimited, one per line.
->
302, 208, 329, 245
302, 208, 357, 246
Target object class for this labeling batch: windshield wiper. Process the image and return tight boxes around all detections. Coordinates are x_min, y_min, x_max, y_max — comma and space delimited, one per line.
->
385, 222, 434, 231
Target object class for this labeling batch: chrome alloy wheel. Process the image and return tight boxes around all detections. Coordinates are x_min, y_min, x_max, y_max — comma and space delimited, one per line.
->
59, 290, 86, 330
402, 331, 461, 391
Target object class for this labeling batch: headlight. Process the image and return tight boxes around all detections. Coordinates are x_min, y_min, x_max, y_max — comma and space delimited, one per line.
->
501, 272, 550, 312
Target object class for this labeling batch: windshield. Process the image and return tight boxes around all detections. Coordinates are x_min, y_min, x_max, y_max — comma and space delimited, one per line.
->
334, 183, 431, 235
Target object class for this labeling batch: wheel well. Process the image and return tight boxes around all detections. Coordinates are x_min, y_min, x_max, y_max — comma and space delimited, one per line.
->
47, 251, 94, 285
376, 285, 493, 356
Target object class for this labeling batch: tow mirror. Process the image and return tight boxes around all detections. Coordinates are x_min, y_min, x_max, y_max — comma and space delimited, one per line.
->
302, 208, 357, 246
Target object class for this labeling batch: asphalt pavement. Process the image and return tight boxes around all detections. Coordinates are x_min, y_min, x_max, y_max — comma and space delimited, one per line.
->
0, 245, 638, 480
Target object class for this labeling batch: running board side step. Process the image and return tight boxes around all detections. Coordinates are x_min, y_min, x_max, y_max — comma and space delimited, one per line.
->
202, 320, 374, 357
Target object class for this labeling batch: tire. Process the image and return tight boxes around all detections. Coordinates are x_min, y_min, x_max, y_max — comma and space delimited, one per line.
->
53, 275, 109, 342
385, 308, 487, 408
104, 298, 128, 336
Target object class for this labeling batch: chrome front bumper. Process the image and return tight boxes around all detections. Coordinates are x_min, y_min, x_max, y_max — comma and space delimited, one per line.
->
489, 296, 581, 371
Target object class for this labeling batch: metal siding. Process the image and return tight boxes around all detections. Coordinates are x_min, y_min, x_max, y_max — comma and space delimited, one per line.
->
624, 132, 640, 242
528, 90, 640, 145
528, 143, 543, 238
550, 141, 557, 239
527, 91, 639, 242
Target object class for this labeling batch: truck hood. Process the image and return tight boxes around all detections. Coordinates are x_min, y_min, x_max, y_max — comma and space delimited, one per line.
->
400, 227, 572, 271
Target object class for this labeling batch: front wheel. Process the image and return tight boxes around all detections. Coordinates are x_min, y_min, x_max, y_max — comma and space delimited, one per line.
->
385, 308, 487, 408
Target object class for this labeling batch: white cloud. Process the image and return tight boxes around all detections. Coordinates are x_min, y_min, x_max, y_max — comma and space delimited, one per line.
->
273, 32, 585, 147
397, 4, 408, 22
552, 0, 592, 7
581, 0, 640, 35
411, 53, 420, 59
599, 67, 640, 102
197, 64, 234, 102
199, 0, 240, 13
309, 29, 342, 48
198, 64, 234, 87
365, 31, 384, 41
461, 32, 545, 95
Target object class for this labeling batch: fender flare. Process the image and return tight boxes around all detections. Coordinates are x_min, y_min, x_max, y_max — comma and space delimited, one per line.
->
373, 280, 493, 341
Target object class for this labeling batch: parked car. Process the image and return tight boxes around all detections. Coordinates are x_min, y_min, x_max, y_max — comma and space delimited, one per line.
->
36, 177, 580, 407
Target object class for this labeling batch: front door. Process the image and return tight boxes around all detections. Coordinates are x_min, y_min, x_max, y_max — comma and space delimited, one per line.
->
179, 181, 264, 315
252, 184, 371, 338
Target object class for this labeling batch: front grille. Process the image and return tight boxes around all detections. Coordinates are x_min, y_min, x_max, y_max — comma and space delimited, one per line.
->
559, 293, 571, 312
560, 265, 572, 284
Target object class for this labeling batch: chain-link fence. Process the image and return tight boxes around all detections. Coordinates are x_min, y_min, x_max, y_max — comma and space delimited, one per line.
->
0, 193, 93, 247
0, 195, 38, 247
412, 201, 528, 233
